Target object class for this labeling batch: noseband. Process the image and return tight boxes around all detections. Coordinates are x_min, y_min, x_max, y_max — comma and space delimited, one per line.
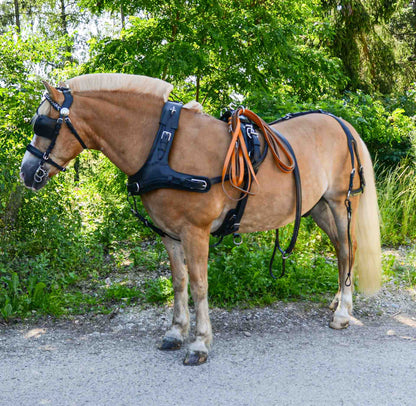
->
27, 88, 87, 183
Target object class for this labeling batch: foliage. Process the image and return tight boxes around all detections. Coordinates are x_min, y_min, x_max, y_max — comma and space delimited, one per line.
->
84, 0, 347, 110
208, 223, 338, 307
377, 161, 416, 245
321, 0, 415, 93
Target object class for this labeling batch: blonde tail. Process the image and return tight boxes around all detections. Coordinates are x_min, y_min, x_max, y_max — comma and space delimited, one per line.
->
354, 140, 382, 294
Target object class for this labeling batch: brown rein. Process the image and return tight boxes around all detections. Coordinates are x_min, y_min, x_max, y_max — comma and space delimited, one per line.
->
222, 107, 296, 198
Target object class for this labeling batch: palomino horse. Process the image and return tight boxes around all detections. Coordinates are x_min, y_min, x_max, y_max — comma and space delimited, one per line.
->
20, 73, 381, 365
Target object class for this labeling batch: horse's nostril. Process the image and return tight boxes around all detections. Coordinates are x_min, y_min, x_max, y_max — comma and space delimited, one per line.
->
20, 171, 25, 180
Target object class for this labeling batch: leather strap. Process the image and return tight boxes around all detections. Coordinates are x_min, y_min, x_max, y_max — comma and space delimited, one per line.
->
222, 107, 296, 199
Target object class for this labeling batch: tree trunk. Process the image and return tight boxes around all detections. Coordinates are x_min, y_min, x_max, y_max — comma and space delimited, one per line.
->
14, 0, 20, 33
121, 6, 125, 30
60, 0, 68, 34
196, 75, 200, 103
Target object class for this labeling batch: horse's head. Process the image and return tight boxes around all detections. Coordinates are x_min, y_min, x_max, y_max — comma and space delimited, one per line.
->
20, 81, 88, 190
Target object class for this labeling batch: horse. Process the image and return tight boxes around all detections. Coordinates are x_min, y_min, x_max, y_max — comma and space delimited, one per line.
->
20, 73, 382, 365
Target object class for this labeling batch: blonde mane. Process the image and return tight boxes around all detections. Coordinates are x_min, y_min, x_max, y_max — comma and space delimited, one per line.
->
40, 73, 204, 115
65, 73, 173, 102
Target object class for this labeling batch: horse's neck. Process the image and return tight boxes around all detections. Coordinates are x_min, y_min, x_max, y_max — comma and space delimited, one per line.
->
76, 91, 165, 175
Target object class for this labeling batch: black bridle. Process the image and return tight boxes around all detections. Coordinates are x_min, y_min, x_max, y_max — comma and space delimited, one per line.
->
27, 88, 87, 183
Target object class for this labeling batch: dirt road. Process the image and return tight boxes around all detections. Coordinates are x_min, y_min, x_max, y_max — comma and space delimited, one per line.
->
0, 285, 415, 406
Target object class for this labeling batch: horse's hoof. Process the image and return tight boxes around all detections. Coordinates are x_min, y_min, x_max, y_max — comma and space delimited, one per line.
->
329, 318, 349, 330
183, 351, 208, 366
159, 337, 183, 351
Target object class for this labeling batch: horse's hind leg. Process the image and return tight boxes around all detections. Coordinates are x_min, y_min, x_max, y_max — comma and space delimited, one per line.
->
159, 238, 190, 351
311, 197, 358, 329
310, 199, 342, 311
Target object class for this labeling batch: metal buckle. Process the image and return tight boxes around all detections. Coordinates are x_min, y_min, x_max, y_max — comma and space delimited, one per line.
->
233, 233, 243, 245
246, 124, 257, 139
191, 179, 207, 189
161, 131, 172, 141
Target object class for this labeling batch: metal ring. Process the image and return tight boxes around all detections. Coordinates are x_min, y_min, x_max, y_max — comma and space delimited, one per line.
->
233, 233, 243, 245
34, 166, 47, 183
60, 107, 70, 116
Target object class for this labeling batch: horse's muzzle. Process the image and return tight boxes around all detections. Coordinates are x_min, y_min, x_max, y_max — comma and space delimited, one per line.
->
20, 152, 50, 191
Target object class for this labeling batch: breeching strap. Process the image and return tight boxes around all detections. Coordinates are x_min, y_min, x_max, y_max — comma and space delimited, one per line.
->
323, 112, 366, 286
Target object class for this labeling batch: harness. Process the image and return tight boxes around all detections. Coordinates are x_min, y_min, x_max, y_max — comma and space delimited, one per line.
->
127, 102, 212, 195
270, 110, 365, 283
128, 104, 365, 283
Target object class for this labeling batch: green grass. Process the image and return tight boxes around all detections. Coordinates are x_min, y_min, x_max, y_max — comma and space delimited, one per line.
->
207, 222, 339, 307
383, 247, 416, 288
378, 161, 416, 245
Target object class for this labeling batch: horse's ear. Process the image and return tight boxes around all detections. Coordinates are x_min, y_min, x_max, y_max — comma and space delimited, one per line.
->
42, 80, 60, 101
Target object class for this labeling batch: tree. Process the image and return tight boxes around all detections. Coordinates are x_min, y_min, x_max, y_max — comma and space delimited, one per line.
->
389, 1, 416, 87
82, 0, 347, 111
321, 0, 414, 93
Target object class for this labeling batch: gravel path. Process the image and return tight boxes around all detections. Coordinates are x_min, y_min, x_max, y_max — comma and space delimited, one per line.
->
0, 283, 415, 406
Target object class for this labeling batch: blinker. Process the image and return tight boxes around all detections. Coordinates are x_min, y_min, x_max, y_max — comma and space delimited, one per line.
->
33, 115, 59, 140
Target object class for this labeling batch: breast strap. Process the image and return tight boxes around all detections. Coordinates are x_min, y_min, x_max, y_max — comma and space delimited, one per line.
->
127, 101, 212, 195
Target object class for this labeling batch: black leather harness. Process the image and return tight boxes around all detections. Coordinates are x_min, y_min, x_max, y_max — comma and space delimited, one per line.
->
29, 90, 364, 284
27, 88, 87, 183
270, 109, 365, 283
127, 102, 212, 195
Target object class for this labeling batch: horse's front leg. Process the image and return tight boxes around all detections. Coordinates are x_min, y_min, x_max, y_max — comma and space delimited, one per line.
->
159, 237, 190, 351
181, 226, 212, 366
